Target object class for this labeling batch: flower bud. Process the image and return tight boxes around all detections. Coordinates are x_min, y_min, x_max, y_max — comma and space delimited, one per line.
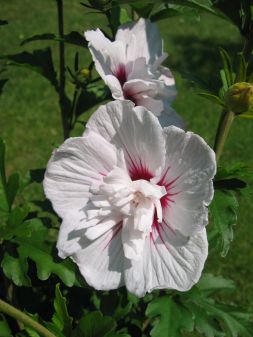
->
79, 68, 90, 79
224, 82, 253, 114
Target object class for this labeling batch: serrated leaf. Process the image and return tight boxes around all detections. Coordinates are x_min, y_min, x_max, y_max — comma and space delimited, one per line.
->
10, 219, 77, 286
146, 296, 193, 337
21, 31, 87, 48
209, 190, 238, 256
0, 206, 29, 240
72, 311, 116, 337
52, 284, 73, 336
2, 48, 58, 91
1, 252, 31, 286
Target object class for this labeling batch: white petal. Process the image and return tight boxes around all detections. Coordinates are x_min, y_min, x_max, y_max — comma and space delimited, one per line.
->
57, 211, 88, 259
116, 18, 163, 64
124, 228, 208, 297
158, 126, 216, 236
85, 29, 126, 80
73, 224, 125, 290
156, 66, 177, 101
86, 100, 165, 179
44, 132, 117, 218
121, 217, 146, 260
85, 212, 122, 240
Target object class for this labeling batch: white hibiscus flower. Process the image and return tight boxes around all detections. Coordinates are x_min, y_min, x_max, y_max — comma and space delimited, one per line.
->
44, 100, 216, 297
85, 18, 183, 128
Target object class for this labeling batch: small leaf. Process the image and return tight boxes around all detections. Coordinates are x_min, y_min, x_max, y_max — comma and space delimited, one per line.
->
6, 173, 19, 208
209, 190, 239, 257
52, 284, 73, 336
198, 92, 225, 106
73, 311, 116, 337
219, 48, 234, 88
146, 296, 193, 337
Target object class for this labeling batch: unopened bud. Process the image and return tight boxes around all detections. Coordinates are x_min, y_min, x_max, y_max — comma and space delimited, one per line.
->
224, 82, 253, 114
79, 68, 90, 79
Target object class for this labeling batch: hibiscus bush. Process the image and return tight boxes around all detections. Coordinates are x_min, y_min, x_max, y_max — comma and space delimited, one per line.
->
0, 0, 253, 336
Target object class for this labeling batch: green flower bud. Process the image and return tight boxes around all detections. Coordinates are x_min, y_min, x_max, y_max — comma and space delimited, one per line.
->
79, 68, 90, 79
224, 82, 253, 114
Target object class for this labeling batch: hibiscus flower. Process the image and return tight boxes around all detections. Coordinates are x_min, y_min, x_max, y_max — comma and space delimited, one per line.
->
44, 100, 216, 297
85, 18, 183, 127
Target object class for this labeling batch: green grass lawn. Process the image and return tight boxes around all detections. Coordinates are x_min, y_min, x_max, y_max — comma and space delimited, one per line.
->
1, 0, 253, 312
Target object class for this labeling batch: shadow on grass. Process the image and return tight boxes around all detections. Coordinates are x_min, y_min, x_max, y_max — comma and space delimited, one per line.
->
168, 35, 241, 93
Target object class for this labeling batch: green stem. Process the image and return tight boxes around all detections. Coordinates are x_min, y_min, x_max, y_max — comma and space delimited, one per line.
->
213, 110, 235, 164
0, 298, 56, 337
57, 0, 69, 140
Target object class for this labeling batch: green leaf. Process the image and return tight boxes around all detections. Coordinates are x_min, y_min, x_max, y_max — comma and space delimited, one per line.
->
2, 48, 58, 91
150, 8, 182, 22
209, 190, 239, 257
219, 48, 234, 88
72, 311, 116, 337
6, 173, 19, 208
10, 219, 77, 286
21, 31, 87, 48
1, 252, 31, 286
197, 273, 235, 295
146, 296, 193, 337
0, 138, 9, 214
52, 284, 73, 336
198, 92, 225, 106
0, 314, 12, 337
0, 206, 29, 240
164, 0, 219, 16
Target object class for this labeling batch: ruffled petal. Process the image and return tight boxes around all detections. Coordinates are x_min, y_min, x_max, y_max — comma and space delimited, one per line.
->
158, 126, 216, 236
124, 228, 208, 297
85, 29, 126, 78
86, 101, 165, 179
44, 132, 117, 218
73, 223, 125, 290
116, 18, 163, 64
